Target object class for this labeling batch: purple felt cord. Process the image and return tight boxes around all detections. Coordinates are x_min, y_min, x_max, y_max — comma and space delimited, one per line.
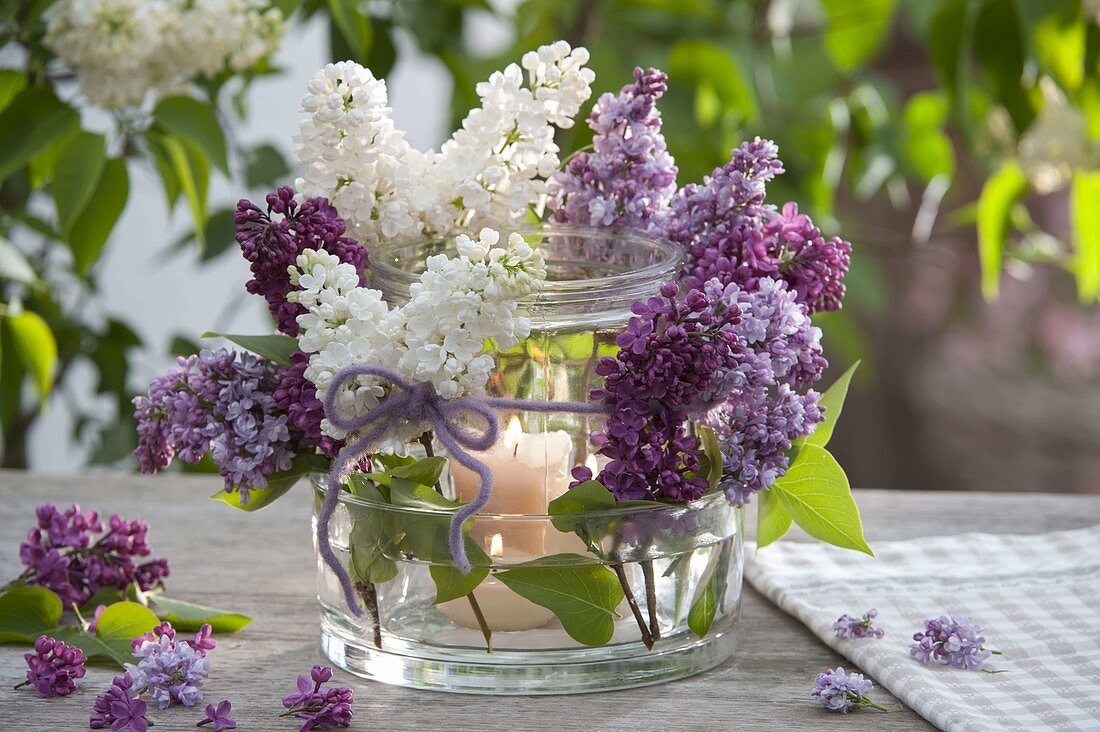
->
316, 363, 608, 617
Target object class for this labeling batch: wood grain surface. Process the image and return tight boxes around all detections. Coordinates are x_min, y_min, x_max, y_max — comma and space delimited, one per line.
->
2, 471, 1099, 731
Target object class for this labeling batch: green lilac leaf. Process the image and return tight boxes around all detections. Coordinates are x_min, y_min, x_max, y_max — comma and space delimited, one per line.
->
0, 585, 62, 642
80, 587, 125, 614
977, 156, 1028, 300
687, 575, 718, 637
67, 158, 129, 275
429, 541, 491, 604
347, 478, 399, 585
1071, 170, 1100, 302
148, 596, 252, 633
7, 309, 57, 401
52, 130, 107, 236
819, 0, 896, 72
211, 452, 330, 511
0, 237, 38, 285
93, 601, 161, 662
795, 360, 860, 452
698, 425, 724, 489
771, 445, 872, 555
153, 96, 230, 175
496, 554, 625, 646
200, 332, 298, 365
0, 87, 79, 180
157, 133, 209, 250
50, 626, 130, 667
756, 486, 793, 548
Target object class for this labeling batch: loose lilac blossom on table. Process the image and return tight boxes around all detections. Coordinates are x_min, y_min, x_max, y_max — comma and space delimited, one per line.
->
16, 635, 86, 697
910, 615, 996, 671
811, 667, 887, 713
197, 699, 237, 731
16, 503, 170, 606
126, 621, 215, 709
834, 608, 885, 639
281, 665, 353, 731
90, 673, 150, 732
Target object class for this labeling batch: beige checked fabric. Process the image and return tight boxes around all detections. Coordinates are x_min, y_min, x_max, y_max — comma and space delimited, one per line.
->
745, 525, 1100, 731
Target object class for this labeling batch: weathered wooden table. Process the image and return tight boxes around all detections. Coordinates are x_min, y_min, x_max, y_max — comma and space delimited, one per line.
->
2, 471, 1098, 731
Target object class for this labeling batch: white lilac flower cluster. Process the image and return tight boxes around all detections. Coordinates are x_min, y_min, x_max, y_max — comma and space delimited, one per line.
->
288, 228, 546, 441
294, 41, 595, 248
44, 0, 285, 109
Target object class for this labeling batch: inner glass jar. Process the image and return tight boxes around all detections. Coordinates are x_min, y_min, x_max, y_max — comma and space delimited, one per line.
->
371, 224, 683, 508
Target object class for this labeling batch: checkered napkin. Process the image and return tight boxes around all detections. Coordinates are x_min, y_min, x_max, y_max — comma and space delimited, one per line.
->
744, 525, 1100, 731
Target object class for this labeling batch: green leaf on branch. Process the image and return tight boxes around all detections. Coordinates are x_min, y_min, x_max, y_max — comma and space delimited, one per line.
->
699, 425, 723, 489
977, 160, 1028, 300
429, 542, 490, 603
0, 585, 62, 642
496, 554, 625, 646
7, 309, 57, 401
820, 0, 896, 72
0, 237, 38, 285
796, 360, 859, 452
211, 452, 330, 511
67, 158, 129, 276
0, 71, 27, 114
347, 479, 399, 585
154, 96, 230, 175
687, 572, 718, 637
148, 596, 252, 633
771, 445, 872, 555
327, 0, 373, 62
1071, 170, 1100, 303
200, 332, 298, 365
0, 87, 78, 180
756, 486, 793, 548
156, 133, 209, 250
52, 130, 107, 237
245, 143, 291, 188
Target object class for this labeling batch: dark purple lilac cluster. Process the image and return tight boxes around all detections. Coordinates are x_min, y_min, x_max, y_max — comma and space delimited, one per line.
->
235, 186, 368, 336
90, 673, 150, 732
132, 349, 297, 501
665, 140, 851, 315
834, 608, 885, 639
274, 350, 341, 458
18, 635, 86, 698
281, 665, 354, 731
700, 278, 826, 506
18, 504, 170, 606
548, 67, 677, 231
571, 282, 747, 502
910, 615, 993, 670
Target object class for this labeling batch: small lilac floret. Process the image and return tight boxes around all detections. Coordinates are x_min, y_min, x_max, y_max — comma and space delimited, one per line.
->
19, 635, 86, 697
90, 673, 149, 732
910, 615, 993, 670
834, 608, 885, 639
197, 699, 237, 731
281, 665, 353, 731
811, 667, 881, 713
126, 621, 214, 709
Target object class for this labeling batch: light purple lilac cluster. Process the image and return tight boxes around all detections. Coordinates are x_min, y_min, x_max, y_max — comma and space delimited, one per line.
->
234, 186, 369, 336
18, 635, 87, 698
834, 608, 885, 639
133, 349, 297, 500
90, 673, 150, 732
18, 504, 170, 606
548, 67, 677, 231
700, 278, 826, 506
571, 282, 748, 502
811, 667, 883, 714
910, 615, 993, 670
281, 665, 354, 731
125, 621, 216, 709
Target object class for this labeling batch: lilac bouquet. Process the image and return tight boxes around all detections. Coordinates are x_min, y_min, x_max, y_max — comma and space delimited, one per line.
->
133, 42, 868, 651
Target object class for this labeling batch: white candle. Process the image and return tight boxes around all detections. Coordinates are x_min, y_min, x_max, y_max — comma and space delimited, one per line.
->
439, 533, 555, 631
450, 417, 574, 554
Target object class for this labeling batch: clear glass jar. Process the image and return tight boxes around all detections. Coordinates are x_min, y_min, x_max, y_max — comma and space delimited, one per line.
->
316, 225, 744, 694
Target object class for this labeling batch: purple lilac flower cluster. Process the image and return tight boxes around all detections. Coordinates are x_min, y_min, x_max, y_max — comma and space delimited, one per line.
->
133, 349, 297, 500
125, 620, 215, 709
18, 635, 86, 698
664, 139, 851, 315
571, 282, 747, 501
18, 504, 170, 606
910, 615, 993, 670
281, 665, 354, 731
90, 673, 150, 732
699, 278, 826, 506
811, 667, 884, 713
548, 67, 677, 231
274, 350, 341, 458
834, 608, 885, 639
235, 186, 369, 336
198, 700, 237, 731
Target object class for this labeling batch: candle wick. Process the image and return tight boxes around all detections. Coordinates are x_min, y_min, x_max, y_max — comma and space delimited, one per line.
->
513, 444, 518, 458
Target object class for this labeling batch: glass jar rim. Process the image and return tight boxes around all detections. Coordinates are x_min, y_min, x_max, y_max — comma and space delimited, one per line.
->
312, 473, 729, 520
369, 223, 682, 303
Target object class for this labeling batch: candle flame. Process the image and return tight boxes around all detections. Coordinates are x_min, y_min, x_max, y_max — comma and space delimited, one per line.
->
503, 416, 523, 454
489, 533, 504, 559
585, 453, 599, 474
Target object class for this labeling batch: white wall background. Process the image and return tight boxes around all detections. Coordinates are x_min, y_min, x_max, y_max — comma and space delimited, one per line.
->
29, 10, 515, 471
